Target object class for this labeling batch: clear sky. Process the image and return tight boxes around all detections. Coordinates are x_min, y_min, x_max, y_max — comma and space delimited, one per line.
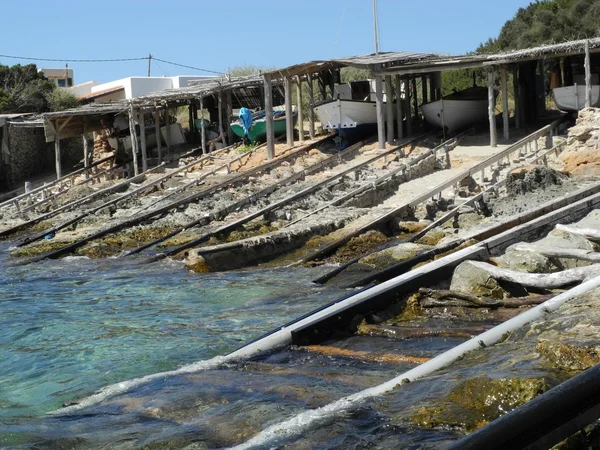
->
0, 0, 533, 84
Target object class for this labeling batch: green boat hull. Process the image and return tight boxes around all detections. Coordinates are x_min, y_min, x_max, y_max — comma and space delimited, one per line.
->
231, 113, 297, 143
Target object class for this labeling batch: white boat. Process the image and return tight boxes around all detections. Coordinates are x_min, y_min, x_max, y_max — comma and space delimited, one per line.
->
553, 84, 600, 111
420, 87, 492, 133
314, 99, 379, 131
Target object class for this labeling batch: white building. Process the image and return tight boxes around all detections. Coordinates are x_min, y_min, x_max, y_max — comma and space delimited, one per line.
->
72, 75, 217, 103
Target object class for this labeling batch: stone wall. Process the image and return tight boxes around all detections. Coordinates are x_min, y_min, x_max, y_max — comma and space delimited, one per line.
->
2, 124, 83, 191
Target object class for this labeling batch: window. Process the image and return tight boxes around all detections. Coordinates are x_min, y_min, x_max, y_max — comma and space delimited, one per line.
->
57, 79, 66, 87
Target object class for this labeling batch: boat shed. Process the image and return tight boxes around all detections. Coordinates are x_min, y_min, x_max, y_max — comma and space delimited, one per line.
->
263, 37, 600, 152
40, 74, 278, 179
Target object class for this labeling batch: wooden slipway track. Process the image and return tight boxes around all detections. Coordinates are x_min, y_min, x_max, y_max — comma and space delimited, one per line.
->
41, 177, 600, 449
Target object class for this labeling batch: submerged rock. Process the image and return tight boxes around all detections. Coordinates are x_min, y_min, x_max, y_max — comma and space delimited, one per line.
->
409, 375, 549, 432
358, 242, 432, 269
537, 338, 600, 372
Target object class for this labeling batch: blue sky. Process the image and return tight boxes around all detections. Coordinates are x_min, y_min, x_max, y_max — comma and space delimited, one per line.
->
0, 0, 533, 84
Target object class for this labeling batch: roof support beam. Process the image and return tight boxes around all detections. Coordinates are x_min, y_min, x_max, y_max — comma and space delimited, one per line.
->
284, 76, 294, 148
405, 77, 412, 137
585, 40, 592, 108
395, 75, 404, 141
199, 97, 206, 155
263, 73, 275, 160
501, 66, 510, 140
307, 73, 315, 140
137, 109, 148, 172
385, 75, 394, 144
375, 76, 385, 149
154, 104, 162, 163
128, 103, 140, 176
488, 68, 497, 148
296, 76, 304, 143
54, 119, 62, 179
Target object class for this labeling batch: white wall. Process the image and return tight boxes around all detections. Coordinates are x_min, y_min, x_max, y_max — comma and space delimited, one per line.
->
68, 81, 100, 97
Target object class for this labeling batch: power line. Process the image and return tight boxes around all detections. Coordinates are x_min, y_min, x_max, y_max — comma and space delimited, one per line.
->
0, 53, 225, 76
0, 54, 148, 63
152, 57, 225, 75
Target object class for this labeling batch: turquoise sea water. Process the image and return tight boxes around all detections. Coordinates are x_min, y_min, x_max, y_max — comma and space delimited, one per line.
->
0, 240, 345, 441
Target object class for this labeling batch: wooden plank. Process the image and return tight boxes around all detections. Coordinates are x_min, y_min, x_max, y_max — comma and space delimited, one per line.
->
375, 76, 385, 149
218, 90, 226, 147
226, 90, 234, 145
513, 66, 521, 129
501, 66, 509, 140
411, 78, 419, 124
165, 108, 172, 154
421, 75, 428, 104
264, 74, 275, 159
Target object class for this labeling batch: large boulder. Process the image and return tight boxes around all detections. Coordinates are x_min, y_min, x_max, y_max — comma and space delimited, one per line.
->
450, 260, 512, 298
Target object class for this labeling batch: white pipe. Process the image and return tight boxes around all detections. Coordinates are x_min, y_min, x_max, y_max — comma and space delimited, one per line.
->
233, 274, 600, 449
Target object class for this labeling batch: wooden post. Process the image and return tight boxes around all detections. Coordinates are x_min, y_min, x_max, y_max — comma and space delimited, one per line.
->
128, 104, 140, 176
385, 75, 394, 144
375, 76, 385, 149
429, 73, 436, 102
54, 119, 62, 180
1, 123, 11, 188
83, 118, 90, 179
164, 108, 171, 155
585, 40, 592, 108
405, 77, 412, 137
488, 68, 497, 147
200, 96, 206, 154
188, 102, 194, 137
154, 105, 162, 163
434, 72, 442, 101
421, 75, 428, 105
284, 76, 294, 147
329, 69, 335, 98
513, 66, 521, 129
307, 73, 315, 139
138, 109, 148, 172
226, 90, 234, 145
296, 76, 304, 143
411, 78, 419, 124
501, 66, 509, 140
218, 90, 225, 147
395, 74, 404, 140
263, 73, 275, 159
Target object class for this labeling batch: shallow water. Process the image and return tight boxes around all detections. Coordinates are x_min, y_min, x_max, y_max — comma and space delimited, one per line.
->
0, 240, 346, 445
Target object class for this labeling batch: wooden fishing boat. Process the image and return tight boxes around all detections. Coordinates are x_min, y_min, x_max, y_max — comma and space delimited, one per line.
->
230, 106, 297, 143
420, 87, 492, 133
553, 84, 600, 111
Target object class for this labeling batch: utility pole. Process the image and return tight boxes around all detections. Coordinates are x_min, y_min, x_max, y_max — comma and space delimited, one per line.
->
147, 54, 152, 77
373, 0, 379, 54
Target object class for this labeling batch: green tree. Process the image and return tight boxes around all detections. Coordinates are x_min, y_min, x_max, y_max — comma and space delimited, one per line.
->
46, 89, 81, 112
0, 63, 55, 113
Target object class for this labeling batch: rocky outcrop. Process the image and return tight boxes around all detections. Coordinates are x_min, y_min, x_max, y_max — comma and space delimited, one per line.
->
560, 107, 600, 175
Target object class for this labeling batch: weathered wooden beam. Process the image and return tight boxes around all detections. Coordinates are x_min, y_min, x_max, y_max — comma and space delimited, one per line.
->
128, 104, 140, 176
164, 108, 172, 155
501, 66, 509, 140
513, 66, 521, 129
395, 75, 404, 140
284, 76, 294, 147
296, 76, 304, 143
154, 105, 162, 163
488, 68, 497, 147
54, 119, 62, 180
264, 73, 275, 159
307, 73, 315, 139
199, 96, 206, 154
138, 110, 148, 173
411, 77, 419, 124
82, 119, 90, 179
405, 77, 412, 136
421, 75, 428, 105
385, 75, 394, 144
375, 76, 385, 149
218, 90, 226, 147
585, 40, 592, 108
226, 90, 234, 145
